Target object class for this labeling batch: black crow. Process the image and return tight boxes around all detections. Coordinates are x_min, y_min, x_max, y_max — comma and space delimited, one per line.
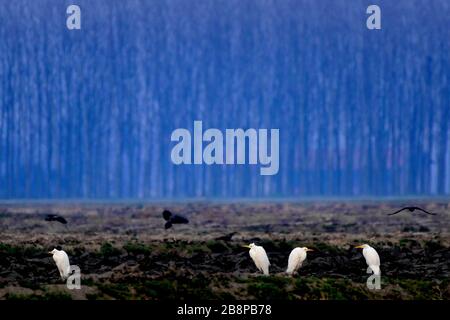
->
162, 210, 189, 229
387, 206, 437, 216
45, 214, 68, 224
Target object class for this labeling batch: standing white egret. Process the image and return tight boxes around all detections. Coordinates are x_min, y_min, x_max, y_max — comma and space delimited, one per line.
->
286, 247, 313, 275
355, 244, 381, 275
243, 243, 270, 275
49, 248, 71, 280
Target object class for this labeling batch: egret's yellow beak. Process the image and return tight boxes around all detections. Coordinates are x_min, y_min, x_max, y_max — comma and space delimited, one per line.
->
242, 245, 251, 249
306, 248, 314, 252
48, 251, 53, 254
355, 245, 365, 249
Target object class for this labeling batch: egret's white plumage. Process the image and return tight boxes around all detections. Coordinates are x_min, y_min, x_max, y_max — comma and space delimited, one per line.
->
355, 244, 381, 275
244, 243, 270, 275
286, 247, 313, 275
49, 248, 71, 280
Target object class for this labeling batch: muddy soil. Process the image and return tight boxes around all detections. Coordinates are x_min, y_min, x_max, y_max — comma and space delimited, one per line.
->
0, 201, 449, 300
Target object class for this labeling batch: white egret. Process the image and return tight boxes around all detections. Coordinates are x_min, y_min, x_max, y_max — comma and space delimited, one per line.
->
355, 244, 381, 275
286, 247, 313, 275
49, 248, 71, 280
243, 243, 270, 275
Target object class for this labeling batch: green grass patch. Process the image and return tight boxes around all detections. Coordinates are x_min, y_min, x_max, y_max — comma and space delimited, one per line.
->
0, 243, 43, 256
247, 276, 292, 300
99, 242, 122, 257
123, 242, 152, 255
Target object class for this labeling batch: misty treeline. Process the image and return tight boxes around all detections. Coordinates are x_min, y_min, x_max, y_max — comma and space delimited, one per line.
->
0, 0, 448, 198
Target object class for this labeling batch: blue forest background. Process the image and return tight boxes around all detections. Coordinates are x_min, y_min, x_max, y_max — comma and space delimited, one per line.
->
0, 0, 449, 199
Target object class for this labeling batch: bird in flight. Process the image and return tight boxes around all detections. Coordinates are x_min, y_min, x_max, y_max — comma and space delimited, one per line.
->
45, 214, 68, 224
387, 206, 437, 216
162, 210, 189, 229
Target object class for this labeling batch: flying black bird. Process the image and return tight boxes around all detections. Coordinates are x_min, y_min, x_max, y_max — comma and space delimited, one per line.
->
387, 206, 437, 216
162, 210, 189, 229
45, 214, 68, 224
215, 232, 237, 242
